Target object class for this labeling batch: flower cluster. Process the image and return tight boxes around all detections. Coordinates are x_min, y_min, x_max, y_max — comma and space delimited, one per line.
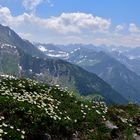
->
1, 78, 137, 140
0, 115, 25, 139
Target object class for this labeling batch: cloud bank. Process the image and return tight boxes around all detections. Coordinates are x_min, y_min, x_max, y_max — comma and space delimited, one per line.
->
0, 6, 140, 47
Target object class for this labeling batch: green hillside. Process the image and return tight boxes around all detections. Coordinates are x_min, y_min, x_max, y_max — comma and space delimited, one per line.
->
0, 77, 140, 140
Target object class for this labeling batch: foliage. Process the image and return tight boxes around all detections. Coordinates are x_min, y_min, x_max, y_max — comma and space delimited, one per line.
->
0, 77, 140, 139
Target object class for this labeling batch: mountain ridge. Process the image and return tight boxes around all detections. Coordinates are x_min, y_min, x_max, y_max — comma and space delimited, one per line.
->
0, 24, 127, 104
34, 43, 140, 104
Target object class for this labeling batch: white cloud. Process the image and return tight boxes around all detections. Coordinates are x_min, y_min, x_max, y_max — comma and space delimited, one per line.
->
22, 0, 53, 13
0, 7, 111, 34
0, 6, 140, 47
129, 23, 140, 33
0, 6, 11, 25
0, 6, 10, 15
115, 25, 124, 32
43, 13, 111, 34
22, 0, 43, 13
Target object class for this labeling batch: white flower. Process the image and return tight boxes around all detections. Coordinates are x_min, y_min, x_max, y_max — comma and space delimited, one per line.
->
21, 135, 25, 139
0, 116, 4, 120
129, 124, 132, 127
96, 110, 101, 115
21, 130, 25, 134
4, 132, 8, 134
2, 123, 8, 127
74, 119, 77, 123
0, 129, 3, 134
10, 126, 14, 129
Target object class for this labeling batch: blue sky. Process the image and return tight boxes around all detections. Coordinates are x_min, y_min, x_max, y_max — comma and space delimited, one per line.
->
0, 0, 140, 47
1, 0, 140, 24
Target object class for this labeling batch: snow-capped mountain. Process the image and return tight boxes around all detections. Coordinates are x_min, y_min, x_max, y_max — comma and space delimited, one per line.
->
35, 43, 69, 59
107, 47, 140, 76
0, 24, 127, 104
35, 43, 140, 104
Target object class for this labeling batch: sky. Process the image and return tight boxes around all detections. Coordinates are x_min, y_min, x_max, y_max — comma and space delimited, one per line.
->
0, 0, 140, 47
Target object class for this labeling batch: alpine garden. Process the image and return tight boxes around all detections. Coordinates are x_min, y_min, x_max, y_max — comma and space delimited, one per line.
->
0, 75, 140, 140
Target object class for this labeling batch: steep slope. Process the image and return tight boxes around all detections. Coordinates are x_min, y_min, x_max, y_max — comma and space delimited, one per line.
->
1, 78, 139, 140
0, 24, 127, 104
128, 58, 140, 76
65, 48, 140, 104
25, 56, 128, 103
0, 24, 45, 58
0, 44, 20, 76
35, 43, 140, 102
110, 50, 140, 76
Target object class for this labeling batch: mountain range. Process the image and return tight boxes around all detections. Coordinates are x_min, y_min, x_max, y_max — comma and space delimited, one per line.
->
35, 43, 140, 104
0, 24, 127, 104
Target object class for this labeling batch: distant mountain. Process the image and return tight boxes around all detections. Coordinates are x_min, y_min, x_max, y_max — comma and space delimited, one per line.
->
126, 47, 140, 59
56, 44, 108, 52
109, 48, 140, 76
35, 43, 69, 59
128, 58, 140, 76
0, 24, 127, 104
67, 48, 140, 104
35, 43, 140, 104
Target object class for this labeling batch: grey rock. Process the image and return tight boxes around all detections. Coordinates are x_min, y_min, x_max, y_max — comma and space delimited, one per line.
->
43, 133, 51, 140
105, 120, 118, 129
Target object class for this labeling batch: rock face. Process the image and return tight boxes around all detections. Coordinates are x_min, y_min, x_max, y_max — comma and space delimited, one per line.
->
0, 43, 20, 76
105, 120, 123, 140
105, 120, 118, 129
133, 133, 140, 140
43, 133, 51, 140
70, 132, 79, 140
